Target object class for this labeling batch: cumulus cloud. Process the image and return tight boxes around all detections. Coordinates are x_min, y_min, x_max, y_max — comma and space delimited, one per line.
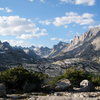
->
64, 25, 68, 28
0, 7, 13, 13
39, 20, 51, 25
60, 0, 73, 3
75, 0, 95, 6
40, 12, 94, 27
51, 37, 63, 41
88, 24, 100, 29
0, 16, 48, 39
18, 29, 48, 39
51, 37, 71, 42
2, 40, 32, 47
28, 0, 34, 2
28, 0, 45, 3
60, 0, 95, 6
53, 12, 94, 26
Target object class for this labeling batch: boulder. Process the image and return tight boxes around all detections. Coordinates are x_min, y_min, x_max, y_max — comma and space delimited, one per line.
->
79, 80, 94, 92
0, 83, 6, 97
55, 79, 72, 91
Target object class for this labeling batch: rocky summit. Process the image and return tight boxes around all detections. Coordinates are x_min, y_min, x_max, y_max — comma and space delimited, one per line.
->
52, 27, 100, 60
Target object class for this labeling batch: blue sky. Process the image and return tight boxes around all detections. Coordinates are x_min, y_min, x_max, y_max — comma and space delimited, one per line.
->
0, 0, 100, 47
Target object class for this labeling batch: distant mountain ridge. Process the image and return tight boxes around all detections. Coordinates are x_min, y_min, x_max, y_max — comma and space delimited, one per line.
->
30, 46, 52, 58
0, 41, 40, 67
0, 27, 100, 61
48, 41, 68, 58
52, 27, 100, 60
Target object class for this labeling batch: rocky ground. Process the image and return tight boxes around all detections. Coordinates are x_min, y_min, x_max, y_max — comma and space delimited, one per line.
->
28, 92, 100, 100
0, 92, 99, 100
0, 81, 100, 100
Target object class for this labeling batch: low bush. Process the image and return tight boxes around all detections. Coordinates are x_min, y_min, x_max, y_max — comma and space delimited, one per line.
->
0, 67, 99, 92
90, 74, 100, 86
0, 67, 48, 91
63, 68, 90, 87
49, 68, 100, 88
48, 75, 64, 88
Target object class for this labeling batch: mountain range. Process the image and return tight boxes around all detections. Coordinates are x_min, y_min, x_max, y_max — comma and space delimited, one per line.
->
0, 27, 100, 76
30, 27, 100, 60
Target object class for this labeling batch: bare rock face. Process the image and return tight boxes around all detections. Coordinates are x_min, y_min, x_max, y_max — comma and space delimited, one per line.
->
55, 79, 72, 91
48, 41, 68, 58
32, 46, 52, 58
0, 83, 6, 97
79, 80, 94, 92
51, 27, 100, 60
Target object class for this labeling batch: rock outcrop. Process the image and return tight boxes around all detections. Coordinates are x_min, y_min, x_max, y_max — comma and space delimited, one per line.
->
55, 79, 72, 91
33, 46, 52, 58
79, 80, 95, 92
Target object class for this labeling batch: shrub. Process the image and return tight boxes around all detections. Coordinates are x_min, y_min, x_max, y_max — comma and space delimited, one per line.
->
0, 67, 48, 91
63, 68, 90, 87
48, 75, 64, 88
90, 74, 100, 86
49, 68, 91, 88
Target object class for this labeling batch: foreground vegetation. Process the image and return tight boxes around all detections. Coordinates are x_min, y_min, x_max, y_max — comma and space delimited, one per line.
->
0, 67, 48, 92
0, 67, 99, 93
48, 68, 100, 88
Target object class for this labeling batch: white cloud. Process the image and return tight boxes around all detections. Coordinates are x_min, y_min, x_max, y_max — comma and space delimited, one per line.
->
88, 24, 100, 29
51, 37, 63, 41
2, 40, 32, 47
40, 12, 94, 27
51, 37, 70, 42
39, 20, 51, 25
64, 25, 68, 28
0, 7, 13, 13
75, 0, 95, 6
18, 29, 48, 39
0, 16, 48, 39
60, 0, 95, 6
28, 0, 34, 2
28, 0, 45, 3
53, 12, 94, 26
2, 40, 45, 47
60, 0, 73, 3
